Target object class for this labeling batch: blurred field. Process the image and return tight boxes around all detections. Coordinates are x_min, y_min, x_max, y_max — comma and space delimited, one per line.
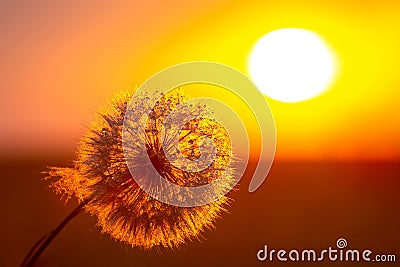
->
1, 159, 399, 266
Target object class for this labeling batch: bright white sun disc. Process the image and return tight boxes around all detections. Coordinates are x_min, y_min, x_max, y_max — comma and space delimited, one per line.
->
248, 28, 336, 102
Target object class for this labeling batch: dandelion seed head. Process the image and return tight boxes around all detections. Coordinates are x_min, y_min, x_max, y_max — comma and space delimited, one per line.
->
47, 89, 234, 249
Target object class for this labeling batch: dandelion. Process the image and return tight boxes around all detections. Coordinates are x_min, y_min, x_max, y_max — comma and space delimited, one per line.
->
21, 89, 234, 266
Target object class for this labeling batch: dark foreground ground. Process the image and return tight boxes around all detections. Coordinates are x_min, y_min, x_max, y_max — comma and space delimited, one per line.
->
1, 159, 399, 267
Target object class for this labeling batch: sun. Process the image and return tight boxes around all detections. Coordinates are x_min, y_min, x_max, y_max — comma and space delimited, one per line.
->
248, 28, 337, 103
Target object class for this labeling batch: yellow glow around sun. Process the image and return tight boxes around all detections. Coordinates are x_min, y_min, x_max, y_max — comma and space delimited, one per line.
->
248, 28, 337, 103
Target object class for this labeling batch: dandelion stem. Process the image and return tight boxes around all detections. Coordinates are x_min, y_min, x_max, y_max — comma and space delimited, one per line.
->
21, 200, 88, 267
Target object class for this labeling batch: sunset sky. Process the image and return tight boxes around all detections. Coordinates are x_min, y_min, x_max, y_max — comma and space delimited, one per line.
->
1, 0, 399, 161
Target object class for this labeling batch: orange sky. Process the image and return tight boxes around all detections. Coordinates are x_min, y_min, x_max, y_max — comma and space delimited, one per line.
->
1, 0, 399, 161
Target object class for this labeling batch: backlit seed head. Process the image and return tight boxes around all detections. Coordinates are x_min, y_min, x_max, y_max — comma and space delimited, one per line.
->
46, 89, 234, 249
